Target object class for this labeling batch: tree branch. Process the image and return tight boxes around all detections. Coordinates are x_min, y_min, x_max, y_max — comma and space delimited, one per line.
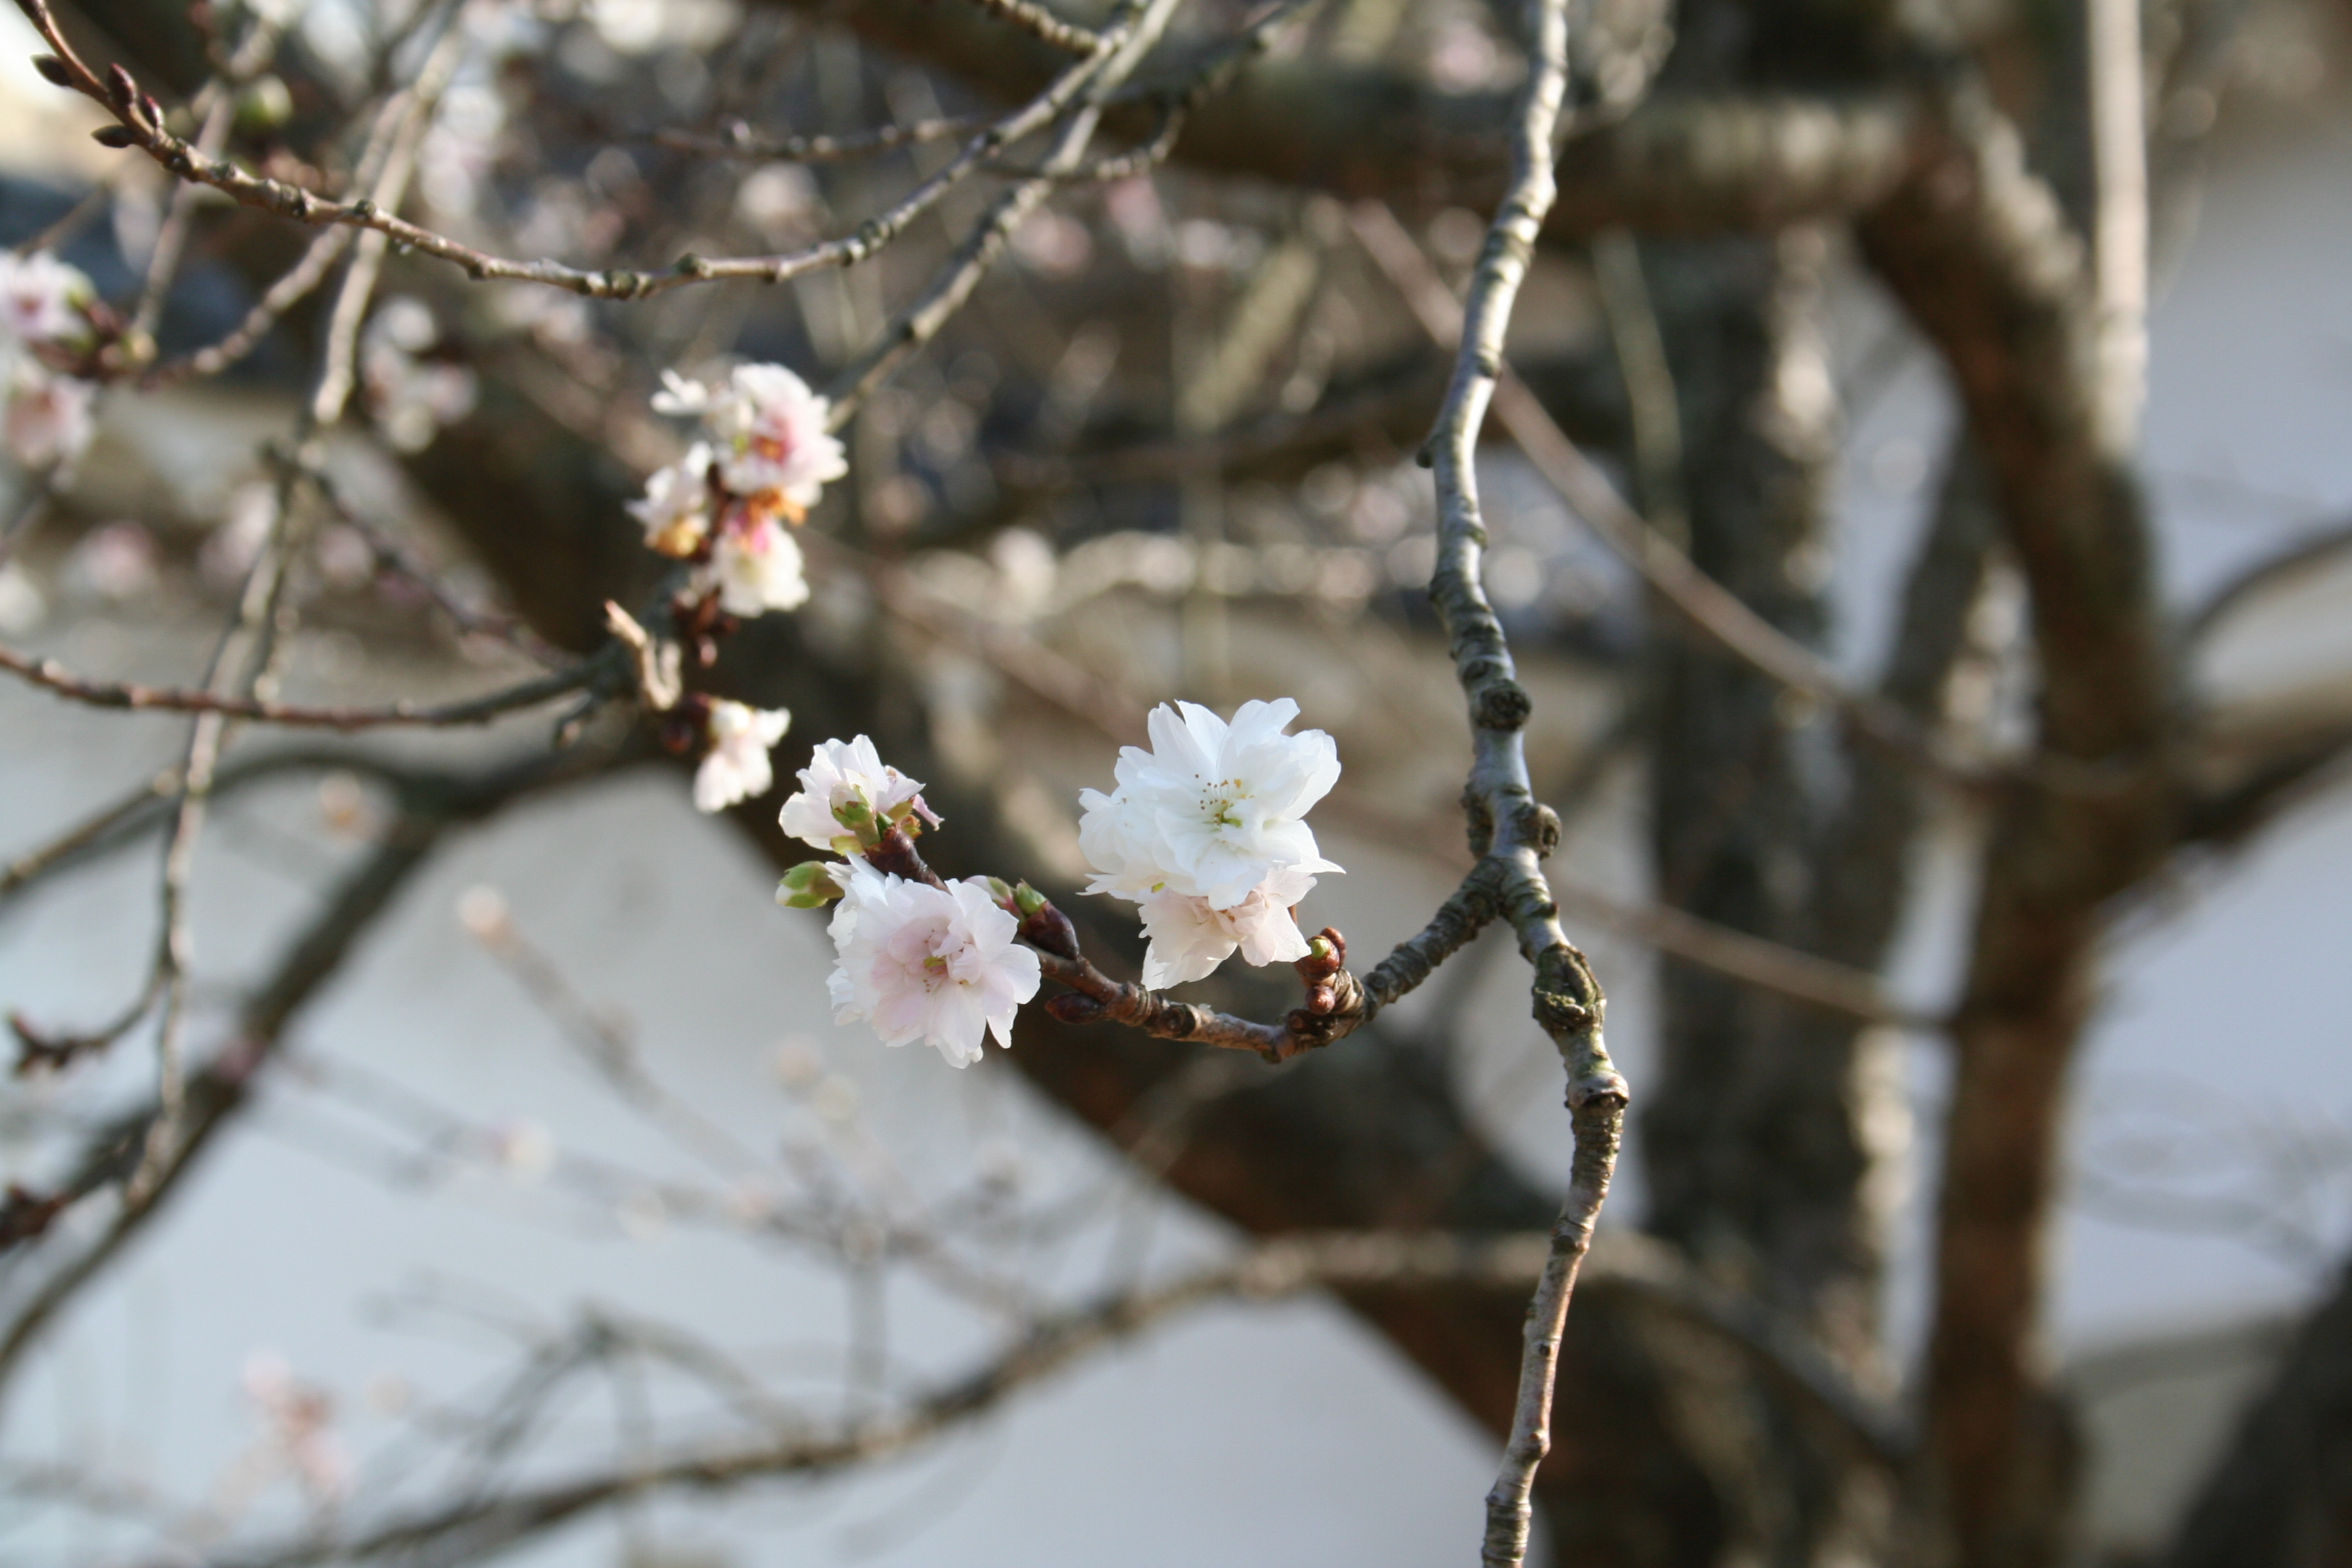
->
0, 644, 606, 730
757, 0, 1917, 238
0, 745, 617, 1398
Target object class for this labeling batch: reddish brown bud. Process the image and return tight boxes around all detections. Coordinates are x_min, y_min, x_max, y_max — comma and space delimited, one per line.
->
1018, 902, 1081, 961
92, 124, 140, 148
1043, 992, 1107, 1024
33, 55, 72, 88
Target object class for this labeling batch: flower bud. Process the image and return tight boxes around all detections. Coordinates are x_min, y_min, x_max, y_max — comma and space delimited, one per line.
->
1019, 900, 1081, 962
776, 860, 845, 909
1043, 992, 1107, 1024
1012, 881, 1049, 918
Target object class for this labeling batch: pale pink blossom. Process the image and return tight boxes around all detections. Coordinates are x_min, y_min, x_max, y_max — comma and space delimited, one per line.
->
693, 698, 791, 813
0, 252, 90, 346
1134, 864, 1320, 988
238, 1352, 353, 1504
2, 359, 95, 468
826, 859, 1041, 1067
779, 735, 926, 851
653, 363, 847, 508
628, 442, 715, 557
700, 513, 810, 617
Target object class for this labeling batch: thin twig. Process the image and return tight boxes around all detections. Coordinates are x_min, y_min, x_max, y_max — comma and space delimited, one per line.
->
1350, 202, 2120, 800
2178, 515, 2352, 649
10, 0, 1120, 302
0, 644, 601, 730
143, 225, 357, 386
0, 746, 613, 1396
1396, 2, 1627, 1563
195, 1231, 1607, 1568
955, 0, 1107, 55
818, 0, 1199, 423
654, 113, 992, 163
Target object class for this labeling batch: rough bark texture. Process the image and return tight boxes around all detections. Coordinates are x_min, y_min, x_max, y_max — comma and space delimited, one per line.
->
1859, 89, 2173, 1568
1629, 225, 1857, 1567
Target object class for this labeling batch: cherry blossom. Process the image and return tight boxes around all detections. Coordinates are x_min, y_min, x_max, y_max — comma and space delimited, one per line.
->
0, 252, 97, 470
0, 251, 90, 346
237, 1352, 353, 1504
1, 360, 95, 468
779, 735, 928, 851
700, 511, 810, 617
1079, 698, 1341, 908
1078, 698, 1341, 986
1134, 863, 1320, 988
825, 858, 1041, 1067
652, 362, 847, 512
692, 698, 791, 813
627, 442, 715, 557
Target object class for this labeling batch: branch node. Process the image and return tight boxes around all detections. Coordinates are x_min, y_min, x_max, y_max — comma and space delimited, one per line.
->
1473, 676, 1532, 731
1531, 987, 1594, 1036
1514, 802, 1562, 858
1565, 1069, 1629, 1110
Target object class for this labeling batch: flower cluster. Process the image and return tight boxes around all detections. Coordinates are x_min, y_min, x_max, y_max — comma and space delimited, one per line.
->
0, 252, 99, 471
624, 363, 842, 814
774, 738, 1041, 1067
1077, 699, 1341, 987
632, 363, 845, 619
771, 706, 1343, 1071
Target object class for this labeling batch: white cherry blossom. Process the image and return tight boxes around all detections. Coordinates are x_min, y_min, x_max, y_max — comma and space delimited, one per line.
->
779, 735, 926, 851
1077, 698, 1340, 985
1134, 862, 1320, 988
653, 363, 847, 508
702, 514, 810, 617
826, 859, 1041, 1067
628, 442, 715, 557
0, 252, 90, 346
1, 359, 95, 469
1079, 698, 1340, 908
691, 699, 791, 813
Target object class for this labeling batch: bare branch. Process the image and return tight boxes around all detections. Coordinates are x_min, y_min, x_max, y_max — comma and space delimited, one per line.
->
2089, 0, 2149, 445
1352, 202, 2121, 800
0, 745, 616, 1394
1370, 1, 1627, 1561
193, 1230, 1669, 1568
955, 0, 1106, 56
654, 113, 992, 163
10, 0, 1120, 301
761, 0, 1916, 236
2178, 516, 2352, 649
0, 644, 606, 730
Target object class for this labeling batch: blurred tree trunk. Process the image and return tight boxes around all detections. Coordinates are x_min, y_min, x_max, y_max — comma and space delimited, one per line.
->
1622, 224, 1864, 1568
